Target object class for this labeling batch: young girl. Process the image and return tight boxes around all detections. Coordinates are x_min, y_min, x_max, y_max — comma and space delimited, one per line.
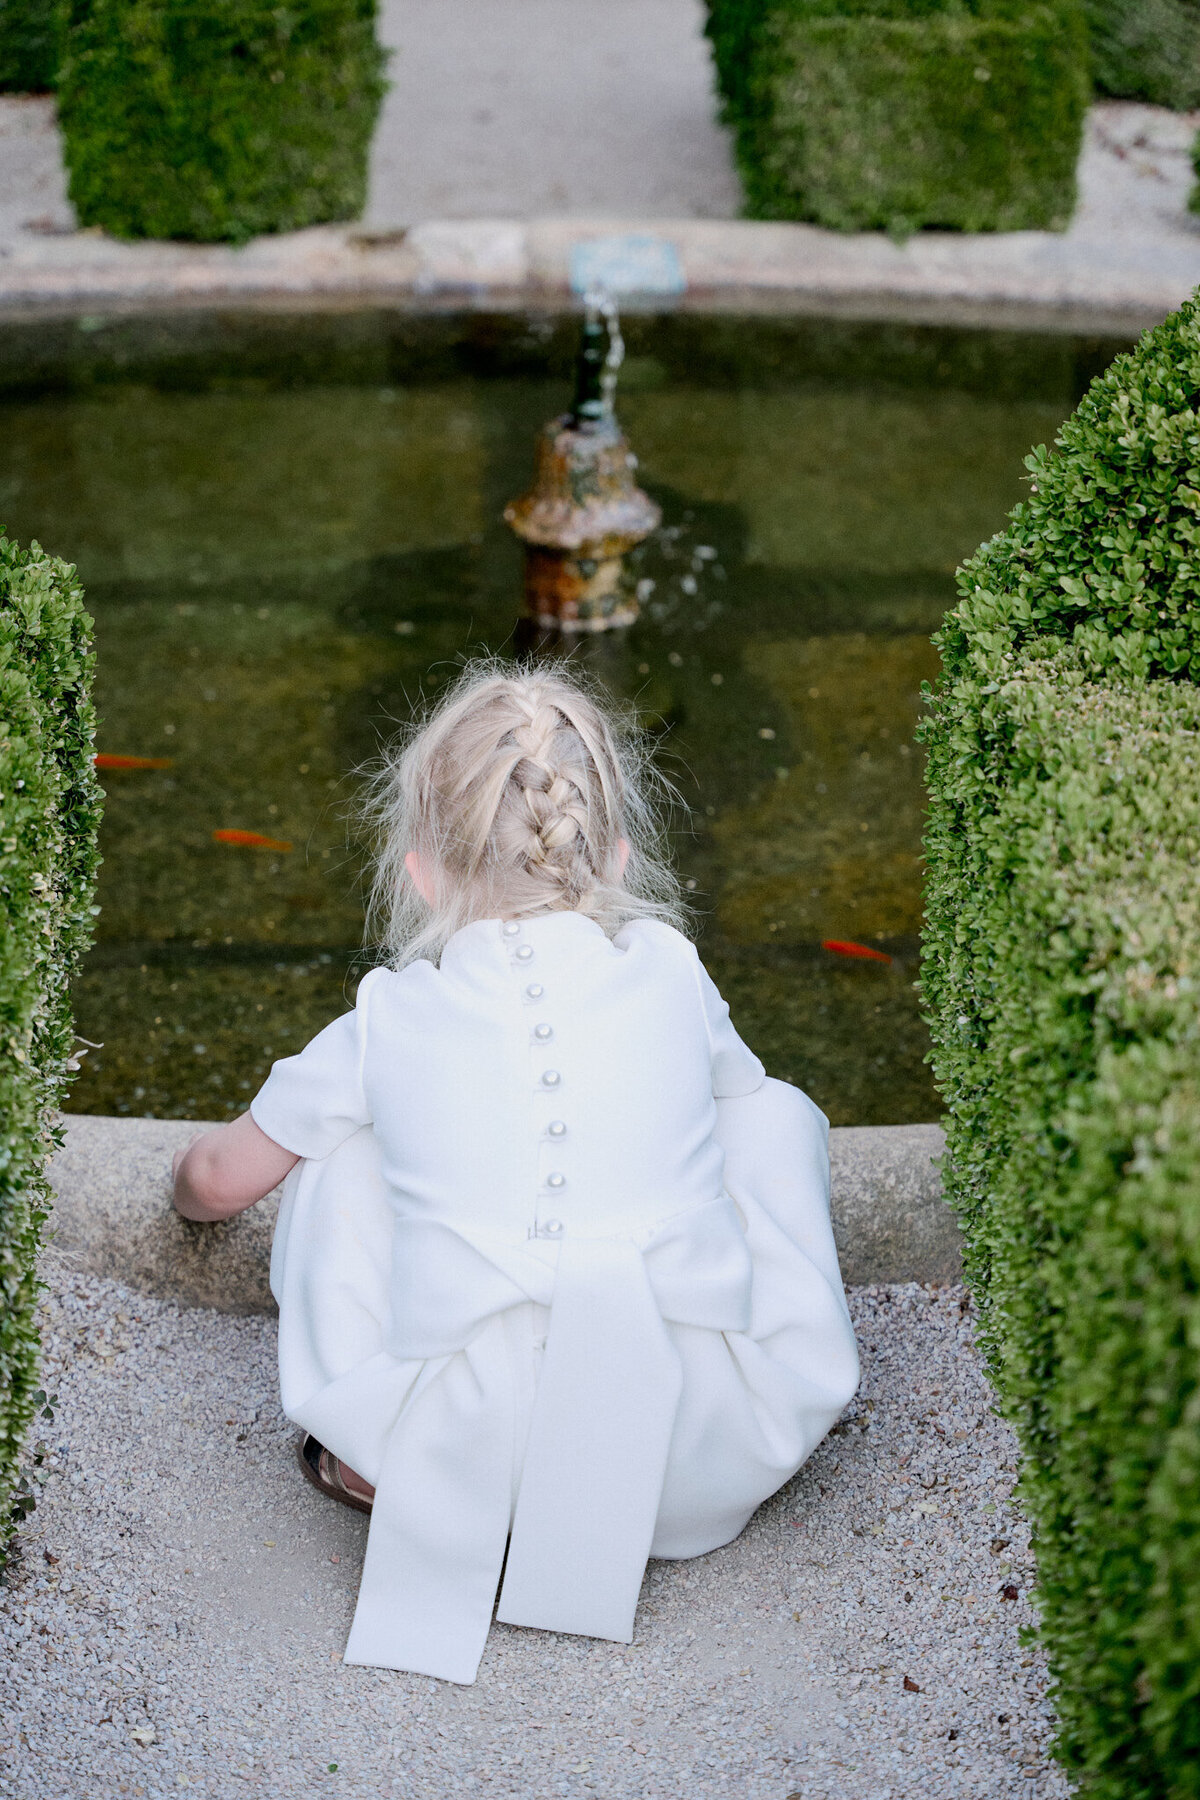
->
173, 660, 859, 1686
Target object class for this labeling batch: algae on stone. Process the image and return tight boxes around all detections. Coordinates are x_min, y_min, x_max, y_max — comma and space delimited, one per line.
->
621, 387, 1069, 576
713, 632, 939, 945
0, 385, 486, 589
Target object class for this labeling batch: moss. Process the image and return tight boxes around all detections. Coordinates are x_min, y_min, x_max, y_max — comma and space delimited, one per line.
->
713, 632, 938, 943
701, 950, 938, 1124
57, 0, 387, 243
621, 388, 1070, 576
70, 957, 368, 1119
0, 384, 486, 590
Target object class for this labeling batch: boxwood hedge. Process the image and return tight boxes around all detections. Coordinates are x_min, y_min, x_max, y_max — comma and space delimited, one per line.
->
57, 0, 387, 243
0, 1, 62, 91
922, 294, 1200, 1794
1085, 0, 1200, 109
0, 535, 101, 1569
704, 0, 1089, 233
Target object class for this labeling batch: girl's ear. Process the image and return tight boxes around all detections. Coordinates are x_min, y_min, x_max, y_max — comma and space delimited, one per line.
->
404, 851, 438, 905
617, 837, 630, 878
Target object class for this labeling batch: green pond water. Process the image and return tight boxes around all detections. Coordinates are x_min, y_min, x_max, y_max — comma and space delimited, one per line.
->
0, 309, 1127, 1127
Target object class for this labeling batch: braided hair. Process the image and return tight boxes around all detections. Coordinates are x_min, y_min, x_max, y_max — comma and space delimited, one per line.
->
363, 657, 688, 968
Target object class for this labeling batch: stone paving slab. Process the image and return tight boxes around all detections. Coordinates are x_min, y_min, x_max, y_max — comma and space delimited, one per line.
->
364, 0, 743, 226
0, 1264, 1062, 1800
0, 93, 1194, 331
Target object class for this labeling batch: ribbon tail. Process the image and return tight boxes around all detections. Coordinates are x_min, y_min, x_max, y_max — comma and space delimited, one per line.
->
497, 1237, 682, 1644
343, 1323, 514, 1685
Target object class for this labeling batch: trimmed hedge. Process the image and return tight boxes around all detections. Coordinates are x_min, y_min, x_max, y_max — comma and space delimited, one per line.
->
0, 535, 101, 1569
0, 1, 62, 91
922, 294, 1200, 1794
705, 0, 1089, 234
58, 0, 387, 243
1085, 0, 1200, 110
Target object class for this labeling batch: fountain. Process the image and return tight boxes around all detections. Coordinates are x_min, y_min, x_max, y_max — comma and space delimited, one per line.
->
504, 291, 661, 633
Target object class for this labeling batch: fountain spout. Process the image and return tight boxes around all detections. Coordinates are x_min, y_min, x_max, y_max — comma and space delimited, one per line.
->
504, 291, 660, 634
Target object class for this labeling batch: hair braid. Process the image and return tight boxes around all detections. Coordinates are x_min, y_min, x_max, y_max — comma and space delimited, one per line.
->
508, 695, 592, 893
362, 656, 690, 967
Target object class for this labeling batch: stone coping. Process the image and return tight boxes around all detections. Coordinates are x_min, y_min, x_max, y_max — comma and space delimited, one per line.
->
45, 1113, 960, 1314
0, 214, 1191, 337
0, 97, 1194, 334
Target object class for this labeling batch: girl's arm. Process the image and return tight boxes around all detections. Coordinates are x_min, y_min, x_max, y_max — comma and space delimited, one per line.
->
172, 1111, 300, 1222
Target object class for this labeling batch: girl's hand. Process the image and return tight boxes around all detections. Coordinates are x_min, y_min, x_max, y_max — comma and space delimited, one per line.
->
172, 1113, 300, 1222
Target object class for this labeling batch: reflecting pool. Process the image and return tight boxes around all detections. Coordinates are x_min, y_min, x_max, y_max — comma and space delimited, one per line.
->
0, 309, 1127, 1125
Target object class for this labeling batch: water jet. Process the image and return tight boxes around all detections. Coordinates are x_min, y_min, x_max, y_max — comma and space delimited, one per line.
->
504, 292, 660, 633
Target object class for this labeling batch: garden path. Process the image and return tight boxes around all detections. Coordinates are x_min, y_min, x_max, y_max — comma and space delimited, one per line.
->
364, 0, 741, 224
0, 1263, 1063, 1800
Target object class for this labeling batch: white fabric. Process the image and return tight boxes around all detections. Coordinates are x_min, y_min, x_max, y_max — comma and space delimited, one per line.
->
258, 912, 860, 1684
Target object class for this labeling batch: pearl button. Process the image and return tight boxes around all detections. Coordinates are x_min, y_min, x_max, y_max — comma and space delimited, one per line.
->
543, 1218, 563, 1235
547, 1172, 566, 1189
534, 1022, 553, 1041
502, 921, 521, 938
516, 945, 534, 962
541, 1069, 561, 1088
548, 1120, 567, 1138
525, 983, 544, 999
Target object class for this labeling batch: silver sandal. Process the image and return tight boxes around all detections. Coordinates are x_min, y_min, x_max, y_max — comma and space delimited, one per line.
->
297, 1432, 375, 1515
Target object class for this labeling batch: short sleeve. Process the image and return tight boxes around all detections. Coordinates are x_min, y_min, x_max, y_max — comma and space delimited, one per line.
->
249, 970, 379, 1159
690, 948, 766, 1098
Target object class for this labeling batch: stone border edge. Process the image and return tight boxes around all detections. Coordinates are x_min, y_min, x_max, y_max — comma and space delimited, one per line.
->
0, 217, 1186, 336
45, 1113, 961, 1315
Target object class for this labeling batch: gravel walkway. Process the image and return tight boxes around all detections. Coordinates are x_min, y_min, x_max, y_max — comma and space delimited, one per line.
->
1, 1265, 1065, 1800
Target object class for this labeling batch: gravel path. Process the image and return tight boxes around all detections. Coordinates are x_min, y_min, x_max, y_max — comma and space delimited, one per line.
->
1, 1265, 1065, 1800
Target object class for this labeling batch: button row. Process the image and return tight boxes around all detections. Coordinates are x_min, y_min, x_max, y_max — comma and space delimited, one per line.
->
502, 920, 569, 1238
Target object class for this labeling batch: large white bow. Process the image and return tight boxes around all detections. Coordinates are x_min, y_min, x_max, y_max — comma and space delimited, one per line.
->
270, 1078, 859, 1685
272, 1139, 754, 1684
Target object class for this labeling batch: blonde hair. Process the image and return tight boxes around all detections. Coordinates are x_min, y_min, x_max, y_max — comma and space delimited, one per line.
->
362, 657, 691, 968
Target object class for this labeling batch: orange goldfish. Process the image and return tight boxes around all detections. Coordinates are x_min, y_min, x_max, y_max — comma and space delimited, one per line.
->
213, 829, 293, 852
94, 754, 173, 771
822, 939, 892, 964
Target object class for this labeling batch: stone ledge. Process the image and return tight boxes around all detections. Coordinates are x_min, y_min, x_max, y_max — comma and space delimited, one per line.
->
0, 214, 1190, 336
45, 1112, 959, 1314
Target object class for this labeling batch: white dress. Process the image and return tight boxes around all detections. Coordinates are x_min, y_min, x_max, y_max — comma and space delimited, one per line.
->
253, 910, 860, 1685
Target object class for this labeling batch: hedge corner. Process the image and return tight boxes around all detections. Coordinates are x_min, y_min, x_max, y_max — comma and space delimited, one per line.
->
57, 0, 388, 243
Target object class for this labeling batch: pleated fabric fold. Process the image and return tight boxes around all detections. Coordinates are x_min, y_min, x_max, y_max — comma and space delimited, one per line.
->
270, 1077, 860, 1684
